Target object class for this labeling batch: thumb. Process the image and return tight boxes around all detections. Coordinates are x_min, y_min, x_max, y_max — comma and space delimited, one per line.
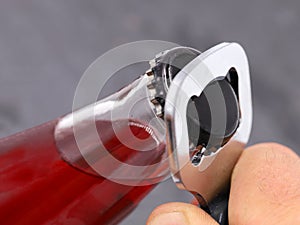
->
229, 143, 300, 224
147, 202, 218, 225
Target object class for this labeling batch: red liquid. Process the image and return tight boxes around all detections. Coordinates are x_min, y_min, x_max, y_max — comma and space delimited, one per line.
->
0, 119, 166, 225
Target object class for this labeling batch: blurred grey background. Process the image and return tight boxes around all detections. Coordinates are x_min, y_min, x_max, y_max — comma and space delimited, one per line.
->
0, 0, 299, 224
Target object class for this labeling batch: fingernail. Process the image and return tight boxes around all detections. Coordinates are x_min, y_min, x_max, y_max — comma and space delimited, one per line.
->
150, 212, 188, 225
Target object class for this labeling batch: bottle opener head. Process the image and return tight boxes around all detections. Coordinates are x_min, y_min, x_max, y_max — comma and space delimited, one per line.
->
148, 42, 252, 206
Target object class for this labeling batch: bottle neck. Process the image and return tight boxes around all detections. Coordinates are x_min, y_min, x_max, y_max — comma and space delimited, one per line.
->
54, 75, 168, 186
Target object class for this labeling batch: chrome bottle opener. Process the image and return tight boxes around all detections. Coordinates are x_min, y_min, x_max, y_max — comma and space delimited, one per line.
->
147, 42, 252, 224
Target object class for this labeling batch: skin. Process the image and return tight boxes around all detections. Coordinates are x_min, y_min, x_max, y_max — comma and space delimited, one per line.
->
147, 143, 300, 225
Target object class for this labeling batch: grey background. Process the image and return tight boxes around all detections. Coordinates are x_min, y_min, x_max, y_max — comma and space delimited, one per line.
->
0, 1, 299, 224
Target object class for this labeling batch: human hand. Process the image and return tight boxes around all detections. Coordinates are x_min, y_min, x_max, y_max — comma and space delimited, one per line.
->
147, 143, 300, 225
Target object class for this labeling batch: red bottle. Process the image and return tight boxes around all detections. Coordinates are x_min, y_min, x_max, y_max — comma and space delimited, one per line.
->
0, 76, 168, 224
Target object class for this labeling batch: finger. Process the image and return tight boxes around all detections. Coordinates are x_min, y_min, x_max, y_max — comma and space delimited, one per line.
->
147, 202, 218, 225
229, 143, 300, 225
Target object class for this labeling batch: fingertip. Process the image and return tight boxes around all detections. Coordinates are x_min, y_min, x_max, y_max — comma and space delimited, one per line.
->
147, 202, 218, 225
